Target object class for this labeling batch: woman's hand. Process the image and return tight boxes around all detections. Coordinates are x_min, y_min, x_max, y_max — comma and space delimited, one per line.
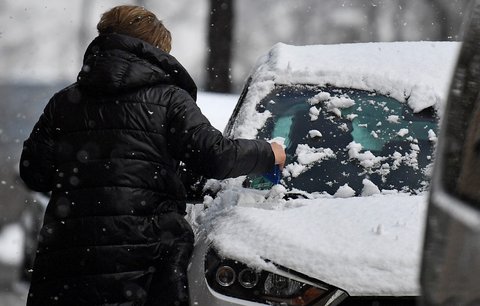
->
270, 142, 286, 169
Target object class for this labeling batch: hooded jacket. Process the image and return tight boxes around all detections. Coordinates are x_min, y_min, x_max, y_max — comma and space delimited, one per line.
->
20, 33, 274, 305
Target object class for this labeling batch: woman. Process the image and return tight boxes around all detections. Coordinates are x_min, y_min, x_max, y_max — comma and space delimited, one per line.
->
20, 5, 285, 306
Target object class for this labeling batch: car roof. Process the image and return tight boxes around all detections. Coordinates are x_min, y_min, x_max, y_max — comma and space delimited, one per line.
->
249, 41, 459, 113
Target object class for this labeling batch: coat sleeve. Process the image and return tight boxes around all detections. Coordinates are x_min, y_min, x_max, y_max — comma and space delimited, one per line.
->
166, 88, 274, 180
19, 98, 56, 192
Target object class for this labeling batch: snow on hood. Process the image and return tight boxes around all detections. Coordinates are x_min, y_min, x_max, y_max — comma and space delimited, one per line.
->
232, 41, 460, 139
199, 185, 428, 296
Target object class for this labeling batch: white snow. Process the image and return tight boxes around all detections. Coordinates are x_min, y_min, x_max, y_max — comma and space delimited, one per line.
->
230, 42, 459, 139
362, 179, 381, 196
283, 144, 335, 178
308, 92, 331, 105
0, 1, 209, 85
324, 95, 356, 117
308, 129, 322, 138
283, 163, 307, 178
296, 144, 335, 165
269, 42, 458, 113
346, 114, 359, 121
0, 223, 24, 265
309, 106, 320, 121
196, 92, 239, 132
397, 128, 409, 137
199, 187, 428, 296
411, 143, 420, 151
428, 129, 438, 143
334, 184, 356, 198
347, 141, 383, 169
387, 115, 400, 123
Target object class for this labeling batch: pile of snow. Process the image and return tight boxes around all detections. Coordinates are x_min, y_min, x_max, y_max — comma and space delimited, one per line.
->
362, 179, 381, 196
347, 141, 383, 169
387, 115, 400, 124
230, 41, 459, 139
333, 184, 356, 198
308, 129, 322, 138
283, 144, 335, 178
397, 128, 409, 137
199, 187, 428, 296
309, 92, 356, 118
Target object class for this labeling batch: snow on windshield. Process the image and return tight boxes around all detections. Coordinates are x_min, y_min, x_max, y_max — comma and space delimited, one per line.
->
241, 87, 437, 195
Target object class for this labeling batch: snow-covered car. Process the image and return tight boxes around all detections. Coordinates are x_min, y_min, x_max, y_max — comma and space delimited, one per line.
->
187, 42, 460, 306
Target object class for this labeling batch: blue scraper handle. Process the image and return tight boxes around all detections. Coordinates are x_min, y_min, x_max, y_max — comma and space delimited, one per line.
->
263, 164, 282, 185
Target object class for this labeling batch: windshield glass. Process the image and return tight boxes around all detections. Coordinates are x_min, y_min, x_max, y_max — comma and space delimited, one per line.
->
246, 85, 437, 195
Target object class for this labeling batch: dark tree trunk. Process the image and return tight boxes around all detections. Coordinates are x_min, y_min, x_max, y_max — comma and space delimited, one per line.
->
206, 0, 234, 93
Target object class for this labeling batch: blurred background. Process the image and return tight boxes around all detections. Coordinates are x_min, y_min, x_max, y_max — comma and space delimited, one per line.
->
0, 0, 469, 305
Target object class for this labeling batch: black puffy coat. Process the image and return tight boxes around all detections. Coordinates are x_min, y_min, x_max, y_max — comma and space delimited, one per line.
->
20, 33, 274, 306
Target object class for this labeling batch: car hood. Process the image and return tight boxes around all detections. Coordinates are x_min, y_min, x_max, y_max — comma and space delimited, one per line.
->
199, 185, 428, 296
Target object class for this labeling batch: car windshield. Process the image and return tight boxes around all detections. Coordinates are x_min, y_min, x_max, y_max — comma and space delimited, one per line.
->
246, 85, 437, 195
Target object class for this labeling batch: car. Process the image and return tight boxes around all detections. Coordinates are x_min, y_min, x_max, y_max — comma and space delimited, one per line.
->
186, 41, 460, 306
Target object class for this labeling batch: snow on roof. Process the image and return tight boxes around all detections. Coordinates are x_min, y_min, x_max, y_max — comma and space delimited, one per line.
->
231, 41, 460, 139
201, 187, 428, 296
258, 41, 459, 112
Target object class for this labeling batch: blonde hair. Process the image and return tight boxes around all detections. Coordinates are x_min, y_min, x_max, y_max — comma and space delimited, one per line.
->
97, 5, 172, 53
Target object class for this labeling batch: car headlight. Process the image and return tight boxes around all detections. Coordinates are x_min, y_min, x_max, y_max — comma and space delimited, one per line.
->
216, 265, 236, 287
205, 248, 346, 305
